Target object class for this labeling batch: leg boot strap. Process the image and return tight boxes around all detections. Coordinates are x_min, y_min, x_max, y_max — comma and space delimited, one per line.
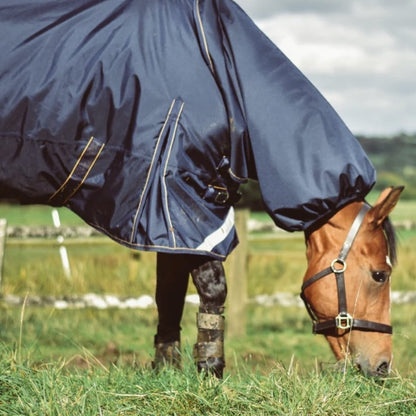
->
193, 341, 224, 360
197, 312, 225, 331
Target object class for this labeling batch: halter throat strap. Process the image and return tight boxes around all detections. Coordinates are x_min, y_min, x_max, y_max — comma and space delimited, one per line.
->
301, 204, 393, 335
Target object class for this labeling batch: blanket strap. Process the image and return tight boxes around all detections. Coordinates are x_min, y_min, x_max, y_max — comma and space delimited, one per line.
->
203, 156, 241, 205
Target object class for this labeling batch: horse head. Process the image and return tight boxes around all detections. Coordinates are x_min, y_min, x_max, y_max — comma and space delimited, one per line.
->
302, 186, 404, 376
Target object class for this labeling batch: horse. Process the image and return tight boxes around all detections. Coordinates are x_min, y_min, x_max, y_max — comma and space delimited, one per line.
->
152, 186, 403, 378
0, 0, 403, 378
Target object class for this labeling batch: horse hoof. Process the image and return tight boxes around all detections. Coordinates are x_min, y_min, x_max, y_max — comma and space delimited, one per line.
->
197, 357, 225, 378
152, 341, 181, 370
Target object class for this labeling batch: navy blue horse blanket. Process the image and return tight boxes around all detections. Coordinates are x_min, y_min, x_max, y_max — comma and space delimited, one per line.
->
0, 0, 375, 259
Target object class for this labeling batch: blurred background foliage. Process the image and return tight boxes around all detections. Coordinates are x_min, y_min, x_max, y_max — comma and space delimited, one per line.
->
237, 134, 416, 210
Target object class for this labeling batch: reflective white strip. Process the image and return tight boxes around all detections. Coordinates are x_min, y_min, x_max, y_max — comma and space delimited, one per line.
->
196, 207, 235, 252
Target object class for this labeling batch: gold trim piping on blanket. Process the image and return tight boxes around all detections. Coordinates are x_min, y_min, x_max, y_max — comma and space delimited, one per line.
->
195, 0, 215, 74
130, 99, 178, 243
48, 136, 105, 205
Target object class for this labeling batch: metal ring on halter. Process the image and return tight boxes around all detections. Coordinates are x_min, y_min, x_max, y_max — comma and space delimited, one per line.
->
335, 312, 353, 330
330, 258, 347, 273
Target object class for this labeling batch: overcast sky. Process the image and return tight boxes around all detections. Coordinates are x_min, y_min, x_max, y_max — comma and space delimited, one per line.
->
234, 0, 416, 136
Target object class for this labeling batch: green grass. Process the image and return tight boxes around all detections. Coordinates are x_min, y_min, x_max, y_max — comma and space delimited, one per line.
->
0, 204, 82, 226
1, 348, 414, 416
1, 301, 416, 375
1, 300, 416, 415
1, 350, 415, 416
3, 230, 414, 296
0, 202, 416, 414
0, 297, 415, 415
1, 303, 416, 415
2, 240, 157, 297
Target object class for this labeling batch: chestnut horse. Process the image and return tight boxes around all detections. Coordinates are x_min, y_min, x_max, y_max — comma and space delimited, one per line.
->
0, 1, 404, 378
154, 186, 403, 378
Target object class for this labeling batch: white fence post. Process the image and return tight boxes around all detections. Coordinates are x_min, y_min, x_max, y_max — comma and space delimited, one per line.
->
52, 209, 72, 279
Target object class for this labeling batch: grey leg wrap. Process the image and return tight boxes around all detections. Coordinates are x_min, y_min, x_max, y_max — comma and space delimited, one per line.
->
194, 306, 225, 378
153, 340, 181, 370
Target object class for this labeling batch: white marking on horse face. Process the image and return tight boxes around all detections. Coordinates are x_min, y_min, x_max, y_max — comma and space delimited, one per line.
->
386, 255, 392, 268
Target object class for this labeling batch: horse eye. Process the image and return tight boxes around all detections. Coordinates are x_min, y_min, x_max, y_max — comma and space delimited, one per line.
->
371, 271, 389, 283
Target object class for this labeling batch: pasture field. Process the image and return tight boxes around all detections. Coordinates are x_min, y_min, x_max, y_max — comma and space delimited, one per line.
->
0, 201, 415, 414
1, 347, 416, 416
1, 303, 416, 415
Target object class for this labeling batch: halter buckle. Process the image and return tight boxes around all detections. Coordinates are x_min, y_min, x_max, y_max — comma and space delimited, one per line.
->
335, 312, 353, 330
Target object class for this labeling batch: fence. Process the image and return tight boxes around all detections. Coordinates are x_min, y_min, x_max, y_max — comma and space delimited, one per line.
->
1, 212, 415, 339
0, 211, 251, 337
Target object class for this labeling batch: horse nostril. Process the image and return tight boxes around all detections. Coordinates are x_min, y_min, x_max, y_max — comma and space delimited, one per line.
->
376, 361, 390, 376
355, 359, 390, 377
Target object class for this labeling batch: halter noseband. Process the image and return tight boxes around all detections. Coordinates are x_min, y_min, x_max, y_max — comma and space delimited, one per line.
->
301, 204, 393, 335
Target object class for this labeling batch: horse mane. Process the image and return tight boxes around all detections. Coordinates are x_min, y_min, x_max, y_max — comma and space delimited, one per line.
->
382, 217, 398, 266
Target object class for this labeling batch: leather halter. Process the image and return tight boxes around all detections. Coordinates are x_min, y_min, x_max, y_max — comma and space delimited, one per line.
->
301, 204, 393, 335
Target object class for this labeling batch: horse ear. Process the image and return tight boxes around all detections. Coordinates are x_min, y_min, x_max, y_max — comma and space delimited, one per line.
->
367, 186, 404, 228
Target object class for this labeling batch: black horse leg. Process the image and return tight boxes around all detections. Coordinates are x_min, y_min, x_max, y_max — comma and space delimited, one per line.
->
154, 253, 227, 377
191, 258, 227, 378
154, 252, 190, 368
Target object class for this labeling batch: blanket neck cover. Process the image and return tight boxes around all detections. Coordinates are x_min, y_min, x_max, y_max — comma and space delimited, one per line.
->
0, 0, 375, 260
